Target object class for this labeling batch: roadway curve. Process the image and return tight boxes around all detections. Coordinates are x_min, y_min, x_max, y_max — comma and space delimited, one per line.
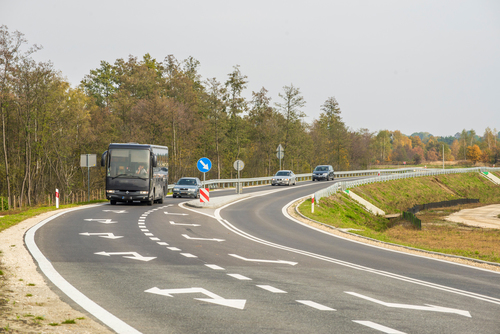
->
27, 180, 500, 334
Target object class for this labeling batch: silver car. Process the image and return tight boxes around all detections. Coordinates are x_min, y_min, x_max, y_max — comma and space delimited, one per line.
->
172, 177, 202, 198
271, 170, 296, 186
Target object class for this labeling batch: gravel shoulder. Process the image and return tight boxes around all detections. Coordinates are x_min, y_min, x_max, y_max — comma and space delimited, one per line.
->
0, 208, 114, 334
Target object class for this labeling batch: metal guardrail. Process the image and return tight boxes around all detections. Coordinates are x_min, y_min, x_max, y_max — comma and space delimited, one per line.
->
313, 167, 500, 202
167, 167, 432, 191
168, 173, 313, 191
166, 167, 500, 197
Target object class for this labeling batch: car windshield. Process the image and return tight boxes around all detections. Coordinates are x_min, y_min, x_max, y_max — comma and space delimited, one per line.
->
177, 178, 197, 186
276, 171, 291, 176
315, 166, 328, 172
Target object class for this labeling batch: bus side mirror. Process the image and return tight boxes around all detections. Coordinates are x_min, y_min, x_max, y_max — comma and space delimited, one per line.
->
152, 154, 157, 168
101, 151, 107, 167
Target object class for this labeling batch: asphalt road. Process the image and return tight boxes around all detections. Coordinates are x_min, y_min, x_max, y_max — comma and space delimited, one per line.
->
28, 180, 500, 334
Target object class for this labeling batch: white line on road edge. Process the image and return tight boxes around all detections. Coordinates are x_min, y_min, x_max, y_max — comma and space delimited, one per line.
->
352, 320, 406, 334
25, 205, 142, 334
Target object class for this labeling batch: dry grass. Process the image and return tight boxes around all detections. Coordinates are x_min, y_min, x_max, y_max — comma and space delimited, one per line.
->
301, 172, 500, 263
386, 206, 500, 262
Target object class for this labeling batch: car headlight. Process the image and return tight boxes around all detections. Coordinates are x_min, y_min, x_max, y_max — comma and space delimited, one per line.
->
272, 178, 275, 181
322, 173, 327, 176
106, 190, 116, 193
284, 178, 289, 181
139, 191, 148, 194
173, 188, 179, 191
188, 188, 195, 192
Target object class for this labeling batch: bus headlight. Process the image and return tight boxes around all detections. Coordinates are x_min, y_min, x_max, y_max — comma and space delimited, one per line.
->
139, 191, 148, 194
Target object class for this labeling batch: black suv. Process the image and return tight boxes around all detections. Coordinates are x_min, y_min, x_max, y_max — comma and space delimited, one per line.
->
312, 165, 334, 181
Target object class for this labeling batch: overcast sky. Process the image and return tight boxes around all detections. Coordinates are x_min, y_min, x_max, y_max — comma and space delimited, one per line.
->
1, 0, 499, 137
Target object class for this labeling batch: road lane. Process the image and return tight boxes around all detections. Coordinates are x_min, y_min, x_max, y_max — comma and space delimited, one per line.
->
30, 180, 500, 333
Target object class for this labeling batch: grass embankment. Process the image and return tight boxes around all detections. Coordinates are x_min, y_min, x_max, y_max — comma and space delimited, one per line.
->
299, 173, 500, 263
0, 200, 106, 234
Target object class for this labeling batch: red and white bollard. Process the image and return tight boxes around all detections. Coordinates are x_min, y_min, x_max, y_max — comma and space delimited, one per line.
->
200, 188, 209, 203
311, 194, 315, 213
55, 188, 59, 208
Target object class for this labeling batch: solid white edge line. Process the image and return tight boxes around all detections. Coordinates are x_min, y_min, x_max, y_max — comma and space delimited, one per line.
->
25, 204, 142, 334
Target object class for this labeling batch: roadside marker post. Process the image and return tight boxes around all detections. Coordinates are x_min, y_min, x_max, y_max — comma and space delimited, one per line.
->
311, 194, 314, 213
200, 188, 209, 203
55, 189, 59, 209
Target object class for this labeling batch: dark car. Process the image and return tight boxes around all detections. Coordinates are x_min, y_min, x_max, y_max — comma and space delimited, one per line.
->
172, 177, 202, 198
312, 165, 334, 181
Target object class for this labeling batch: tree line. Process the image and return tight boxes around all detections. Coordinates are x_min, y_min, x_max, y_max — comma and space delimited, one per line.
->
1, 26, 499, 209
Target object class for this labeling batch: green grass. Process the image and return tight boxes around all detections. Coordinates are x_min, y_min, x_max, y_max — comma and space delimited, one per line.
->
300, 172, 500, 263
62, 319, 76, 324
353, 173, 500, 213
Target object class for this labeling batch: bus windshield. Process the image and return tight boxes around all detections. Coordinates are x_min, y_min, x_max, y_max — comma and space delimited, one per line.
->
108, 149, 150, 178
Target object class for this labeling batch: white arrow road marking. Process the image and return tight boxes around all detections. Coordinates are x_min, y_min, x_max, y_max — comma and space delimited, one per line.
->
296, 300, 336, 311
345, 292, 471, 317
229, 254, 297, 266
94, 251, 156, 262
79, 232, 123, 239
102, 210, 127, 213
200, 160, 209, 170
170, 221, 200, 226
145, 287, 246, 310
164, 212, 189, 216
352, 321, 407, 334
182, 234, 225, 242
84, 218, 117, 224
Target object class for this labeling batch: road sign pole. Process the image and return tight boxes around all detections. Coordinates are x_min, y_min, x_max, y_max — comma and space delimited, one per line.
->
87, 154, 90, 203
237, 161, 240, 194
276, 144, 284, 170
233, 160, 244, 194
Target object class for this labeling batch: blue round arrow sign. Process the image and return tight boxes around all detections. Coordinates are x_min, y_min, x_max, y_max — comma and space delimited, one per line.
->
197, 157, 212, 173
